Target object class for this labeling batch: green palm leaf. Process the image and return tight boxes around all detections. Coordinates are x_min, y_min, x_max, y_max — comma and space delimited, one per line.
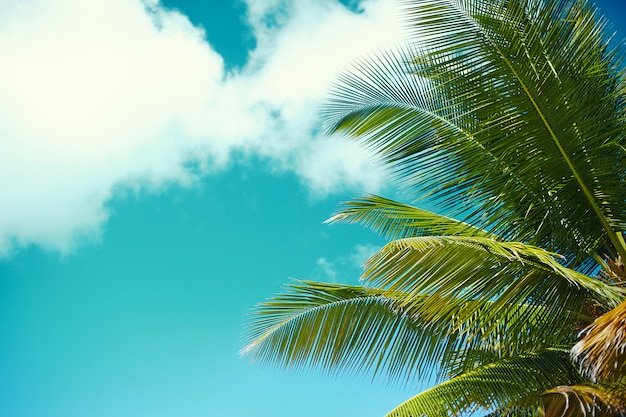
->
386, 348, 581, 417
243, 282, 585, 385
325, 194, 493, 240
241, 281, 446, 383
244, 0, 626, 415
363, 235, 624, 311
325, 0, 626, 261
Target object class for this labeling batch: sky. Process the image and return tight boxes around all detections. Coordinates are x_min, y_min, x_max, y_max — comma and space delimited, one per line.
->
0, 1, 624, 416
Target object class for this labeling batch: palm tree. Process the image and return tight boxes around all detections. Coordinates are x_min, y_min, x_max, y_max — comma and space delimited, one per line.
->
241, 0, 626, 416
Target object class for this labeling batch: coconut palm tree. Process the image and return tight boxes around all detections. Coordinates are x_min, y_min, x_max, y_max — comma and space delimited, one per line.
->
241, 0, 626, 416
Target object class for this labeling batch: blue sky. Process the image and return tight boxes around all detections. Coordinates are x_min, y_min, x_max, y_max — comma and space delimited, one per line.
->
0, 1, 624, 416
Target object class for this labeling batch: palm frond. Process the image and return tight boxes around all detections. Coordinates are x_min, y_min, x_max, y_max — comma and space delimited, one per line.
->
572, 300, 626, 382
241, 281, 450, 384
363, 236, 624, 311
541, 383, 626, 417
325, 194, 493, 240
325, 0, 626, 261
400, 0, 626, 259
241, 281, 581, 386
386, 349, 581, 417
244, 1, 626, 415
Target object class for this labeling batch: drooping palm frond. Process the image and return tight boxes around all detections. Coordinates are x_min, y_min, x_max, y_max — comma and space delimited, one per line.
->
386, 349, 582, 417
325, 194, 493, 240
241, 281, 447, 384
572, 300, 626, 382
241, 281, 581, 386
325, 0, 626, 261
541, 383, 626, 417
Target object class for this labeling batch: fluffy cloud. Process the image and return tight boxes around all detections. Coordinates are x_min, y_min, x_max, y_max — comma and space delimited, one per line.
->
313, 244, 381, 282
348, 244, 381, 268
315, 257, 339, 282
0, 0, 403, 254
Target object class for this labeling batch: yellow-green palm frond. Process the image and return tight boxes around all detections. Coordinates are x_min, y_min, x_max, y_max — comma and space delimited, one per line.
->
541, 383, 626, 417
572, 300, 626, 382
363, 236, 624, 313
241, 281, 581, 386
241, 281, 448, 384
386, 349, 581, 417
325, 194, 493, 240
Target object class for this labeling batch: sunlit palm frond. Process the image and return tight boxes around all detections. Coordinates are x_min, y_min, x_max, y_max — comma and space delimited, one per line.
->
383, 292, 582, 378
363, 236, 624, 311
241, 281, 451, 384
241, 281, 581, 386
325, 0, 626, 261
400, 0, 626, 259
572, 300, 626, 382
356, 235, 624, 365
324, 46, 533, 241
325, 194, 493, 240
386, 349, 581, 417
541, 383, 626, 417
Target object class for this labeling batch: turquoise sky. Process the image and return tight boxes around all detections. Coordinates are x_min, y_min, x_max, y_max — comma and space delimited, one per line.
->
0, 1, 624, 416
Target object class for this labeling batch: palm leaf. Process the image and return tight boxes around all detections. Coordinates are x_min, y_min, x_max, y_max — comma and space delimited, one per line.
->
241, 281, 581, 385
572, 300, 626, 382
401, 0, 626, 259
386, 348, 582, 417
363, 236, 624, 311
325, 0, 626, 261
325, 194, 493, 240
243, 1, 626, 415
241, 281, 449, 384
541, 383, 626, 417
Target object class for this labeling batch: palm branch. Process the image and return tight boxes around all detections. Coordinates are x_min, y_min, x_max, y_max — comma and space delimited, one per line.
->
242, 281, 450, 383
243, 0, 626, 415
325, 194, 493, 240
242, 280, 595, 385
541, 383, 626, 417
325, 0, 626, 263
572, 300, 626, 382
386, 349, 581, 417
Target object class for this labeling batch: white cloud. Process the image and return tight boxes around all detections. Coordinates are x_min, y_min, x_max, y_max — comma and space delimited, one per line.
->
315, 257, 338, 282
0, 0, 403, 254
312, 244, 381, 283
348, 244, 381, 268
